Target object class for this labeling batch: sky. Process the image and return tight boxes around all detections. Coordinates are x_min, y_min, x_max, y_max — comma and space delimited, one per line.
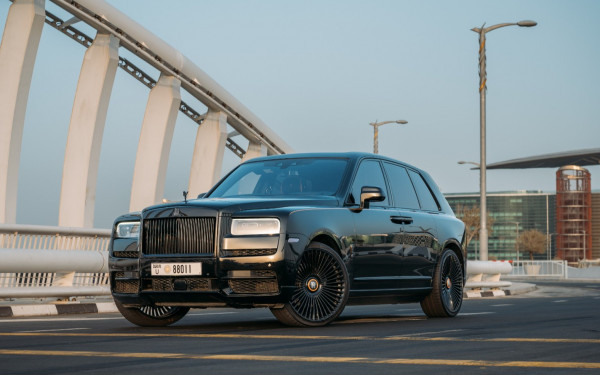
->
1, 0, 599, 228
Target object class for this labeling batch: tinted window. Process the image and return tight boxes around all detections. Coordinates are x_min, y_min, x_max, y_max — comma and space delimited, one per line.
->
208, 158, 348, 198
349, 160, 388, 207
408, 170, 439, 211
383, 163, 420, 209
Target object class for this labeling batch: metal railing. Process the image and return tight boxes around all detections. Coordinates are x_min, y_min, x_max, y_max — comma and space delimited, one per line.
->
505, 260, 568, 279
0, 224, 111, 298
506, 260, 600, 279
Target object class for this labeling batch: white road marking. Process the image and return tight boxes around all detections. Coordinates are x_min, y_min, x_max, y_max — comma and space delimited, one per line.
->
390, 329, 464, 337
459, 312, 495, 316
0, 317, 126, 323
0, 311, 238, 324
18, 328, 90, 333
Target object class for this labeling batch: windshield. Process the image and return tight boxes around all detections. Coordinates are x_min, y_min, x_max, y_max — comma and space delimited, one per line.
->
208, 158, 349, 198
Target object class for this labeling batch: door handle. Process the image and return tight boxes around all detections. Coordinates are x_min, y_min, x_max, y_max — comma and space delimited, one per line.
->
390, 216, 413, 225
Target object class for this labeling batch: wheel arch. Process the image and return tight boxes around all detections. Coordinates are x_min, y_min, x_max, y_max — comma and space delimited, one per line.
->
442, 239, 466, 279
309, 232, 343, 258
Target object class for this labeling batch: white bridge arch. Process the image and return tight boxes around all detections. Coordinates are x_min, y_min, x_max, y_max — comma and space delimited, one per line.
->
0, 0, 293, 228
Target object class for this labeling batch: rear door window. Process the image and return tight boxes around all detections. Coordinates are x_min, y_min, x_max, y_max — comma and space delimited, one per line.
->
382, 163, 420, 210
407, 170, 440, 211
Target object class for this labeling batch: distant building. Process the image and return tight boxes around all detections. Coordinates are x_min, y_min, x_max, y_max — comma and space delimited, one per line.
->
445, 191, 555, 261
445, 190, 600, 261
463, 149, 600, 263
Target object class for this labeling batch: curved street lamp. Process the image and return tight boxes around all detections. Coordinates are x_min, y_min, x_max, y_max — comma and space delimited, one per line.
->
369, 120, 408, 154
471, 20, 537, 261
457, 160, 480, 168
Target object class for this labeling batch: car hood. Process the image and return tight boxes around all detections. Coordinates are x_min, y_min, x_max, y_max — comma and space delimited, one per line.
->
142, 196, 341, 217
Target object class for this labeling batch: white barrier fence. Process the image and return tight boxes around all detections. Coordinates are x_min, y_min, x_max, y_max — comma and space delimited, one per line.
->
465, 260, 513, 291
506, 260, 600, 280
466, 260, 600, 290
505, 260, 567, 279
0, 224, 111, 298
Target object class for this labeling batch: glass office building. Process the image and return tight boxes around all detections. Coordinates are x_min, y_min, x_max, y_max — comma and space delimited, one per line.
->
445, 191, 556, 261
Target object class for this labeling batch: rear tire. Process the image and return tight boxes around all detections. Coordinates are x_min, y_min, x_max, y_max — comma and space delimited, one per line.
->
115, 301, 190, 327
420, 249, 464, 317
271, 242, 349, 327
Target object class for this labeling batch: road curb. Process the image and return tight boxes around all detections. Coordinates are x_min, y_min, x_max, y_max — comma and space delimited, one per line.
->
465, 289, 511, 298
0, 302, 118, 318
464, 282, 537, 298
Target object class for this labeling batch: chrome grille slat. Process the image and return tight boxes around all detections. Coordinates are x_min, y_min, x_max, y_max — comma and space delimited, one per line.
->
142, 217, 215, 255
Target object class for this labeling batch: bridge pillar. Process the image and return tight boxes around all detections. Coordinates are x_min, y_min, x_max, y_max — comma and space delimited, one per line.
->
129, 75, 181, 212
0, 0, 45, 224
242, 141, 267, 162
58, 33, 119, 228
188, 110, 228, 197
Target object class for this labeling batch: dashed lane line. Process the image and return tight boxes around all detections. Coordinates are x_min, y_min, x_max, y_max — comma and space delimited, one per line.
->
0, 349, 599, 369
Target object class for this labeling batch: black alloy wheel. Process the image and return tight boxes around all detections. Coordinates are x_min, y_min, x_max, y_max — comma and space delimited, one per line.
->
115, 301, 190, 327
271, 242, 349, 326
420, 249, 464, 317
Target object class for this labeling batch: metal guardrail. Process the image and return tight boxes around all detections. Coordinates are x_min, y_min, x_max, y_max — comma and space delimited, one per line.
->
0, 224, 111, 298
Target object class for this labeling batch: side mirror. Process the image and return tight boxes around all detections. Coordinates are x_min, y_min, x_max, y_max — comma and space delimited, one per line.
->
351, 186, 385, 212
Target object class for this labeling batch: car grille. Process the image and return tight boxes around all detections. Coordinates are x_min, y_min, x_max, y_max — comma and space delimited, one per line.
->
228, 279, 279, 294
150, 278, 211, 292
142, 217, 216, 255
221, 249, 277, 257
112, 272, 139, 293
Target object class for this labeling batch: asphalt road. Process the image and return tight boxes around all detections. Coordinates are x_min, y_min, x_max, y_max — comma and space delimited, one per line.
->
1, 282, 599, 374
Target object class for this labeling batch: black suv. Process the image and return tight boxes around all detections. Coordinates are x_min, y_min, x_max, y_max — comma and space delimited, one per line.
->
110, 152, 466, 327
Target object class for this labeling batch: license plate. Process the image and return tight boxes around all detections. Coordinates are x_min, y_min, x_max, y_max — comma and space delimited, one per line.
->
152, 263, 202, 276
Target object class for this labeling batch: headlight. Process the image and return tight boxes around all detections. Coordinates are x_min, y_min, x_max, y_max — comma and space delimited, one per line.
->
115, 221, 140, 238
231, 218, 280, 236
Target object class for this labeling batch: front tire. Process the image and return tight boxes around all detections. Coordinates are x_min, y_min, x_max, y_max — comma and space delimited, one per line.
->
271, 242, 349, 327
115, 301, 190, 327
420, 249, 464, 317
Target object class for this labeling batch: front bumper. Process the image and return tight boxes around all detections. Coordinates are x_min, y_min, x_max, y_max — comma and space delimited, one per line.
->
109, 233, 308, 308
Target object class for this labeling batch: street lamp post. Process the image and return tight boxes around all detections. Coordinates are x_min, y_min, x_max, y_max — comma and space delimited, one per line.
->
369, 120, 408, 154
471, 20, 536, 261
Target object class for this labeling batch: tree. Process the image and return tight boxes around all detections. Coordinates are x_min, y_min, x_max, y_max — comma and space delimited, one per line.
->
453, 205, 494, 251
516, 229, 548, 260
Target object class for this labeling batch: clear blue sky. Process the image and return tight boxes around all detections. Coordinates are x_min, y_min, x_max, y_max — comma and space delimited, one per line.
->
1, 0, 599, 228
